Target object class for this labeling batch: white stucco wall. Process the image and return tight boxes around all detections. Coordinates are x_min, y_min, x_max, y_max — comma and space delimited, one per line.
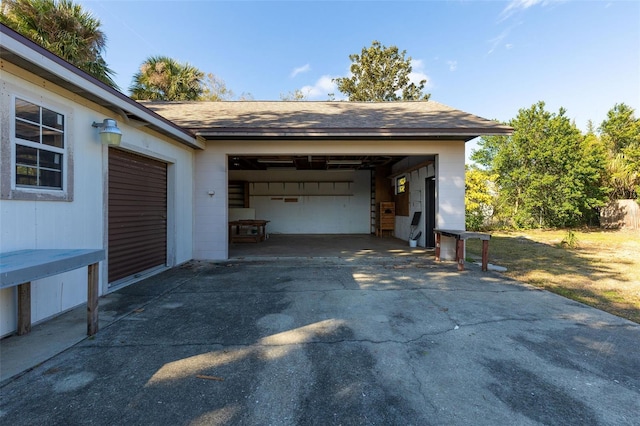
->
0, 67, 195, 336
193, 148, 228, 260
229, 170, 370, 234
388, 145, 466, 259
195, 139, 466, 260
434, 145, 467, 259
392, 163, 436, 246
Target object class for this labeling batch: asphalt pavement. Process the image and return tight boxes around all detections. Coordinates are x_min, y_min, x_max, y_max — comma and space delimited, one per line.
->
1, 256, 638, 425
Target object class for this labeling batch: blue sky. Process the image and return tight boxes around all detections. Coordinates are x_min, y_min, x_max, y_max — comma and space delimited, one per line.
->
76, 0, 639, 158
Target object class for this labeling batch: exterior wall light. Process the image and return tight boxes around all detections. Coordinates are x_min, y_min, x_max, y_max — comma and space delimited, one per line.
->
92, 119, 122, 146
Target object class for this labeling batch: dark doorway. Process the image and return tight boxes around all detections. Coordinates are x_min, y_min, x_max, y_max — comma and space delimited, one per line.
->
424, 177, 436, 247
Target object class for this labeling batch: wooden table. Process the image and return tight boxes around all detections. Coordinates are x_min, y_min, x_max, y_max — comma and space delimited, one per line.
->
228, 220, 270, 243
0, 249, 105, 335
433, 229, 491, 271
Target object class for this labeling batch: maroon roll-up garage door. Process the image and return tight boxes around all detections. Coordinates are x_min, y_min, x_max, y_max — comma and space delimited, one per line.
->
108, 148, 167, 283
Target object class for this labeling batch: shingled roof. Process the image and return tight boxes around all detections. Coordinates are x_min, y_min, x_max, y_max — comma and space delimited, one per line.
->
142, 101, 512, 141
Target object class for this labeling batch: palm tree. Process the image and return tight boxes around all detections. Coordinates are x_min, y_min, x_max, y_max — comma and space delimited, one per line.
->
0, 0, 118, 88
129, 56, 205, 101
607, 153, 639, 200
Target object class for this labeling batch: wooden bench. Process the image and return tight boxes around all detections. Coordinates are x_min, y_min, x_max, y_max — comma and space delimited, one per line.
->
433, 229, 491, 272
229, 220, 270, 243
0, 249, 105, 336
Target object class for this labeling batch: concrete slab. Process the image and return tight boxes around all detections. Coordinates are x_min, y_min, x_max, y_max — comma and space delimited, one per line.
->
1, 256, 638, 425
229, 234, 432, 259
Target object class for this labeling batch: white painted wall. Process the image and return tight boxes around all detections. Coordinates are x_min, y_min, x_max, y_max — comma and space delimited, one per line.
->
195, 139, 467, 261
0, 68, 195, 336
229, 170, 370, 234
435, 145, 467, 259
194, 150, 228, 260
392, 163, 436, 247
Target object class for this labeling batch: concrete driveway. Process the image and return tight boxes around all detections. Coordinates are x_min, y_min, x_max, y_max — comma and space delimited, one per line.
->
1, 255, 638, 425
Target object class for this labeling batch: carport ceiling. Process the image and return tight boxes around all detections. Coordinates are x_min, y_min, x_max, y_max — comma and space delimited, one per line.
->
229, 155, 412, 170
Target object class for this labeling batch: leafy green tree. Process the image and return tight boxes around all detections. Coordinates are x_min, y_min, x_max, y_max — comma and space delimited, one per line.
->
600, 103, 640, 154
236, 92, 254, 101
606, 154, 638, 200
472, 102, 608, 228
465, 165, 495, 230
280, 89, 308, 101
333, 41, 430, 101
0, 0, 117, 88
200, 73, 234, 101
599, 103, 640, 199
129, 56, 205, 101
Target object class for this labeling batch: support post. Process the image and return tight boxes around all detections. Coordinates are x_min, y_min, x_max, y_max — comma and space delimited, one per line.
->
435, 232, 441, 261
481, 240, 489, 272
456, 239, 465, 271
87, 263, 99, 336
17, 282, 31, 335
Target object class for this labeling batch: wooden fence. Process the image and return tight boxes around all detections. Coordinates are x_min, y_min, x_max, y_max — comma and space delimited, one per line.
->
600, 200, 640, 230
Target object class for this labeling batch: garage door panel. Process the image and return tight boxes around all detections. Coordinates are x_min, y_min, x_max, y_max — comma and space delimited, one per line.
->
109, 176, 166, 188
108, 148, 167, 283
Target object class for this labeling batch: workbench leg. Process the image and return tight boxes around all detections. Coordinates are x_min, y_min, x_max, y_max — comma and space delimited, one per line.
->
481, 240, 489, 272
17, 282, 31, 335
456, 239, 465, 271
87, 262, 99, 336
435, 233, 441, 261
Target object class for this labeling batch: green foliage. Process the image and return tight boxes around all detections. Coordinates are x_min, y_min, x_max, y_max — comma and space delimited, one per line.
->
465, 165, 495, 230
200, 73, 234, 101
129, 56, 205, 101
599, 103, 640, 154
1, 0, 117, 88
472, 101, 608, 228
560, 230, 578, 249
280, 89, 308, 101
333, 41, 430, 102
606, 153, 638, 200
599, 103, 640, 200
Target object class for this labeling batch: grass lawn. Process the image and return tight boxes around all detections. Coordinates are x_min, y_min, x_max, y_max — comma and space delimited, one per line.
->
465, 229, 640, 324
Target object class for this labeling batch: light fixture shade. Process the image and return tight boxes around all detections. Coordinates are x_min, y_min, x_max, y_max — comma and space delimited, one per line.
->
326, 159, 362, 165
93, 118, 122, 146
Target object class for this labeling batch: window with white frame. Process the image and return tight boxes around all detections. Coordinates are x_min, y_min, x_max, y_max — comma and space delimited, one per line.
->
14, 97, 65, 190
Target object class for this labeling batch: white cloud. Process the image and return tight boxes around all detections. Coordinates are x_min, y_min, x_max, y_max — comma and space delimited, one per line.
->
488, 28, 510, 54
500, 0, 543, 21
409, 70, 432, 89
490, 0, 559, 53
300, 75, 338, 100
409, 59, 433, 89
499, 0, 562, 21
447, 60, 458, 72
290, 64, 311, 78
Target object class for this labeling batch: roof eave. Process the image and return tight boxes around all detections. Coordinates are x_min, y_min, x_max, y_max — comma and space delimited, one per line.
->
195, 127, 513, 142
0, 24, 204, 150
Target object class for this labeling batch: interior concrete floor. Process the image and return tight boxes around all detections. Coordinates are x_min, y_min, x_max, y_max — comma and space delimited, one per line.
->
228, 234, 433, 259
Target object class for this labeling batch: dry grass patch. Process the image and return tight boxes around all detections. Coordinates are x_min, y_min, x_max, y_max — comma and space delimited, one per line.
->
466, 229, 640, 324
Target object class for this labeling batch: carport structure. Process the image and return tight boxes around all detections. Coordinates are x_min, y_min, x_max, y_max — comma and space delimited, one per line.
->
144, 101, 512, 260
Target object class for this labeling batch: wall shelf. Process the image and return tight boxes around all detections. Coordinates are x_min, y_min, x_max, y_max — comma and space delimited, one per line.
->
249, 181, 354, 197
251, 194, 355, 197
